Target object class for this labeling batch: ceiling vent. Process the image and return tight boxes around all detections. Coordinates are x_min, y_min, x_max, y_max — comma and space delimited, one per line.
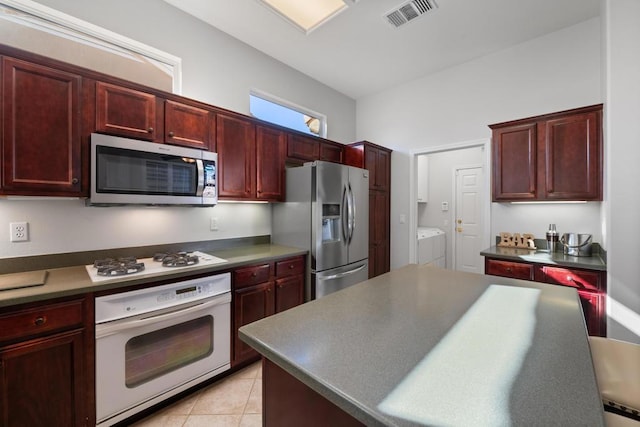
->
384, 0, 438, 28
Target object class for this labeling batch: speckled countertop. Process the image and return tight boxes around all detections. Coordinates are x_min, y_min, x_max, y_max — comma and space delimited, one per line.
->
239, 264, 605, 427
0, 244, 307, 308
481, 245, 607, 271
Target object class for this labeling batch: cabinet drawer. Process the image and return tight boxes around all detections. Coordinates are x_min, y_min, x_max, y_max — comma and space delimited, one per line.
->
0, 299, 85, 343
485, 259, 534, 280
234, 264, 271, 287
535, 266, 601, 292
276, 257, 304, 278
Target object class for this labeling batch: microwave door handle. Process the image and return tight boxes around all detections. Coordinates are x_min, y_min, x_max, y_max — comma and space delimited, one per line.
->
195, 159, 205, 196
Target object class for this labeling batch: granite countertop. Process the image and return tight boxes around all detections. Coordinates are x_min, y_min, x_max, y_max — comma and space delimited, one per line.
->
0, 244, 307, 308
480, 245, 607, 271
239, 264, 605, 427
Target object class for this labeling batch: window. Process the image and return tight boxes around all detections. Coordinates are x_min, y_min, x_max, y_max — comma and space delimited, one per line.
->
249, 91, 326, 138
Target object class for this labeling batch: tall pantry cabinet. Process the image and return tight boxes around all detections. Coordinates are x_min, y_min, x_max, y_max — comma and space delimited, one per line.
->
346, 141, 392, 278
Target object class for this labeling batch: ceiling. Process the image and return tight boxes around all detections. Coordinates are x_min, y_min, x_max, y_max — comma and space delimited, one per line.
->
163, 0, 601, 99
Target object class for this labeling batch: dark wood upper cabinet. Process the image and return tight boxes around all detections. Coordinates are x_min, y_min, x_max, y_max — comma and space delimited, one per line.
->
1, 57, 83, 196
256, 125, 285, 201
490, 104, 602, 202
96, 81, 157, 141
492, 123, 537, 200
217, 113, 256, 199
287, 133, 320, 164
319, 140, 344, 163
164, 100, 215, 150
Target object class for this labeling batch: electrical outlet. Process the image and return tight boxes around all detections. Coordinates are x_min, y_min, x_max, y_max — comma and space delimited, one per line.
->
210, 217, 219, 231
10, 222, 29, 242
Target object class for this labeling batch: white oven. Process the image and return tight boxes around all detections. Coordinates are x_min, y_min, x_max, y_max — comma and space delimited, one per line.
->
95, 273, 231, 426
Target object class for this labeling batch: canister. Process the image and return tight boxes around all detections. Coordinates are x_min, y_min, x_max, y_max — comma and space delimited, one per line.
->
560, 233, 592, 257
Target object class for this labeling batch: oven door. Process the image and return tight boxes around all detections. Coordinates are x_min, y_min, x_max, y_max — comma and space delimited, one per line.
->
95, 292, 230, 425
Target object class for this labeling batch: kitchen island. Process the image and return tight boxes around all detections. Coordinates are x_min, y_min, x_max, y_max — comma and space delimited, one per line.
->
239, 264, 605, 426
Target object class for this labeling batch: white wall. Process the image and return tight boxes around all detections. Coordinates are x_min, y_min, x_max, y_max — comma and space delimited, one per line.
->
0, 200, 270, 258
356, 18, 602, 271
603, 0, 640, 342
30, 0, 356, 143
0, 0, 356, 259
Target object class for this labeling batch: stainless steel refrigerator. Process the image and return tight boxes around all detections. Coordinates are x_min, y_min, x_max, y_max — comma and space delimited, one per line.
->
272, 161, 369, 300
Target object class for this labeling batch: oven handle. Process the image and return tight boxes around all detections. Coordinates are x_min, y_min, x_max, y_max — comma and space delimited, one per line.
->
96, 292, 230, 339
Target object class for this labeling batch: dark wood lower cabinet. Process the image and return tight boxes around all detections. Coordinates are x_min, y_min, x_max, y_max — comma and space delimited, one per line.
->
485, 257, 606, 336
0, 330, 87, 426
0, 296, 93, 427
263, 359, 364, 427
232, 256, 305, 366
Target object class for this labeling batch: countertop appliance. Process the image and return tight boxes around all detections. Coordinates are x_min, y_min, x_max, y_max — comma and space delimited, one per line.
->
417, 227, 446, 268
95, 272, 231, 426
88, 133, 217, 206
85, 251, 228, 282
272, 161, 369, 300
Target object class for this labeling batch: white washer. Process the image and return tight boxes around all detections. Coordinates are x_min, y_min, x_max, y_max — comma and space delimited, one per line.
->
417, 227, 446, 268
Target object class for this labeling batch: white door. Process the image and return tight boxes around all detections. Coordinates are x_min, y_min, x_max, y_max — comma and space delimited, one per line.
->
454, 167, 484, 273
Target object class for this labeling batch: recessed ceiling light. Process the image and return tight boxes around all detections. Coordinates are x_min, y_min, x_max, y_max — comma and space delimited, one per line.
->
257, 0, 349, 34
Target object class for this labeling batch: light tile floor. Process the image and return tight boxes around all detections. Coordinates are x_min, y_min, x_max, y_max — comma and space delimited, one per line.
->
130, 362, 262, 427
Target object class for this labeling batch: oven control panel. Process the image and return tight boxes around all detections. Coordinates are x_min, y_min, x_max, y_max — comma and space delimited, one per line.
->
157, 283, 211, 302
95, 273, 231, 323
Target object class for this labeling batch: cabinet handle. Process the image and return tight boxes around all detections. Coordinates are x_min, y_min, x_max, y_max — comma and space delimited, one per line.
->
289, 264, 294, 269
34, 316, 46, 326
506, 267, 512, 273
147, 127, 154, 133
251, 273, 257, 277
71, 178, 79, 184
168, 131, 174, 138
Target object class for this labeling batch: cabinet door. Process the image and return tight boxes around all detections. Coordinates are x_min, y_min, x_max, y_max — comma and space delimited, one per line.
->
369, 190, 390, 278
256, 125, 285, 201
320, 141, 344, 164
542, 111, 602, 200
0, 329, 87, 427
232, 282, 274, 365
535, 265, 602, 293
491, 123, 537, 201
577, 290, 605, 337
96, 81, 157, 141
217, 114, 256, 199
485, 258, 534, 280
164, 100, 214, 150
1, 57, 82, 195
275, 275, 304, 313
287, 134, 319, 163
365, 146, 390, 191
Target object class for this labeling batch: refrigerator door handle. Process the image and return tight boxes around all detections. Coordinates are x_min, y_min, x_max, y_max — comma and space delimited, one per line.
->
316, 263, 367, 281
348, 183, 355, 243
342, 185, 349, 242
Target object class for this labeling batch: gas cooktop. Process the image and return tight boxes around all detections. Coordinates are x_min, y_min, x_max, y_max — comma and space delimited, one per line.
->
85, 251, 227, 283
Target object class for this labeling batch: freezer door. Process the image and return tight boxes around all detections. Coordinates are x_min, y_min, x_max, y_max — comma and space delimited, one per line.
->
347, 166, 369, 264
311, 260, 369, 299
313, 162, 349, 271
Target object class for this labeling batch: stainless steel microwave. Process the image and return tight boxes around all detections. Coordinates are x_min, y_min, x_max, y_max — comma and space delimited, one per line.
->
88, 133, 217, 206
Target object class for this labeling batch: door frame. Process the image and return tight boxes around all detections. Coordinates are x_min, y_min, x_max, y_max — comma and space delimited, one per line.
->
409, 138, 491, 268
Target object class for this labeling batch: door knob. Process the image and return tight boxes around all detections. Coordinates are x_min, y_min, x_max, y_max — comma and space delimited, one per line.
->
457, 219, 462, 224
457, 227, 463, 232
